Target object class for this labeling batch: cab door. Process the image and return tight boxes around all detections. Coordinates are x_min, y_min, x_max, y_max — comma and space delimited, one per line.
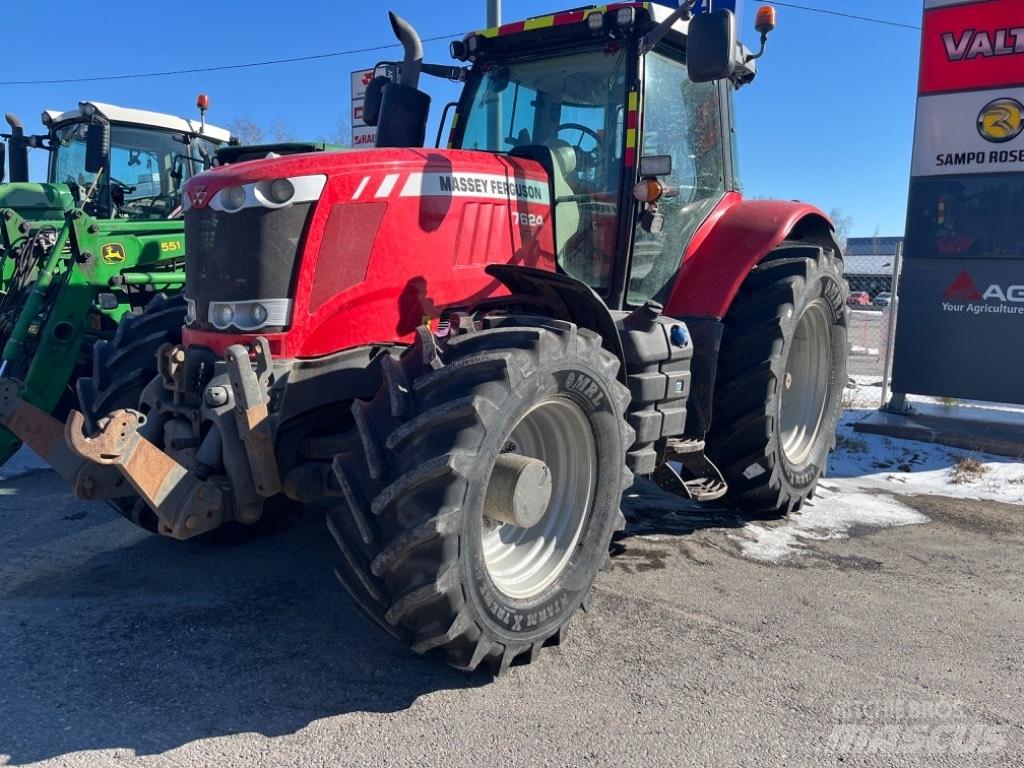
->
627, 46, 730, 306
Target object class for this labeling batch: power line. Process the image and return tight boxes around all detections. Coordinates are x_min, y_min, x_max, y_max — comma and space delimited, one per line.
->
0, 33, 462, 86
771, 2, 920, 31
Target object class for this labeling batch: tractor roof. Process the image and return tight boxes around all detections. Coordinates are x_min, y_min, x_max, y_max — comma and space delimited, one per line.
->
42, 101, 231, 143
470, 2, 688, 41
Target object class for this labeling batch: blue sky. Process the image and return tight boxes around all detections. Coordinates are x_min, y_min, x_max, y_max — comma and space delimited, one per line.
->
1, 1, 921, 236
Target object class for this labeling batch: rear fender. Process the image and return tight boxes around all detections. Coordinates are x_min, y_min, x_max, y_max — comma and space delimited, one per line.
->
663, 193, 841, 320
484, 265, 627, 385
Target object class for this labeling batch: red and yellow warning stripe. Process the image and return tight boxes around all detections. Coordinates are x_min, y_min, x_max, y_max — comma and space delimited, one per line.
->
472, 2, 651, 39
625, 90, 639, 167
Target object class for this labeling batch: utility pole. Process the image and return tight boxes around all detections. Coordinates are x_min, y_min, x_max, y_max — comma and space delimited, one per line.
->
486, 0, 502, 149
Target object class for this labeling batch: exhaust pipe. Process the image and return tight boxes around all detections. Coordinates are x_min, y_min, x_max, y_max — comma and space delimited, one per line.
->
389, 11, 423, 89
4, 113, 29, 183
375, 10, 431, 148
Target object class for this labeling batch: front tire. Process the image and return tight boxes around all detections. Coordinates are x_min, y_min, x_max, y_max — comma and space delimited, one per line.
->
327, 317, 633, 673
76, 293, 186, 532
706, 247, 847, 514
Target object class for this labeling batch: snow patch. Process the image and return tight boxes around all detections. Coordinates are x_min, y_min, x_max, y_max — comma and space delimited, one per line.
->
734, 487, 928, 563
830, 411, 1024, 505
732, 408, 1024, 563
0, 447, 51, 481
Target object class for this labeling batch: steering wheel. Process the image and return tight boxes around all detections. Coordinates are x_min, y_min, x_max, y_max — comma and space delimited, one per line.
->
556, 122, 601, 152
110, 177, 138, 194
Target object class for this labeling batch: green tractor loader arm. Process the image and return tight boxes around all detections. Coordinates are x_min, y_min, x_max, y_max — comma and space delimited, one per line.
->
0, 208, 188, 464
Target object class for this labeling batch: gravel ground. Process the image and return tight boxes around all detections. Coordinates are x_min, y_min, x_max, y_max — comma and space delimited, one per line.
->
0, 458, 1021, 767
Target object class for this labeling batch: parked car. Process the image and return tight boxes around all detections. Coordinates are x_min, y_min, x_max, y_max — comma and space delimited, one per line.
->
873, 292, 893, 307
847, 291, 871, 306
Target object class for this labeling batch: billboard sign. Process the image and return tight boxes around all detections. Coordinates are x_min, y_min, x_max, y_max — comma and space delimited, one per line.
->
350, 69, 377, 148
892, 0, 1024, 404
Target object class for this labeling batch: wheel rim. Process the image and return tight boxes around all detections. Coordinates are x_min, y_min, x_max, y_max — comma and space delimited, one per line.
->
482, 397, 596, 600
779, 299, 833, 465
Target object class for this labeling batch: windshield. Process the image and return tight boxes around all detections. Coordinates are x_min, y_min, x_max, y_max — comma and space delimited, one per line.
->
50, 123, 219, 220
457, 47, 629, 292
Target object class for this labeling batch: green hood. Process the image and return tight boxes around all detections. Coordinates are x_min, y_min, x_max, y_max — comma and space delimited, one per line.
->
0, 182, 75, 221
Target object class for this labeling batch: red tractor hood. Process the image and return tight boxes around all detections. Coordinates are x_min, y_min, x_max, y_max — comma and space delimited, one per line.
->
182, 148, 557, 358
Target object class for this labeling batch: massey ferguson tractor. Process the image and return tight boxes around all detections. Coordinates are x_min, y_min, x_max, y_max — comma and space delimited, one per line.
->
0, 2, 847, 674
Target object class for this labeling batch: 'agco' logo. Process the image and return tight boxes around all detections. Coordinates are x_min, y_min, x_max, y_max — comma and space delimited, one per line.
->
942, 271, 1024, 317
977, 98, 1024, 143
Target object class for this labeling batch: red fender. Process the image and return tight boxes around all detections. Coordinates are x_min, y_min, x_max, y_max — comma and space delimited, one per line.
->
663, 193, 839, 320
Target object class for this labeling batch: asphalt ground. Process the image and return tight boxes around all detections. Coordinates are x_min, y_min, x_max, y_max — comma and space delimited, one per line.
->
0, 466, 1021, 767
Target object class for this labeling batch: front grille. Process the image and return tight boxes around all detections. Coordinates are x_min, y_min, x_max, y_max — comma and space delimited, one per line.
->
184, 203, 314, 331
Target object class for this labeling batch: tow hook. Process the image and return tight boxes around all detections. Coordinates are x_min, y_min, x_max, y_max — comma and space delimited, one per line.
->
65, 409, 229, 539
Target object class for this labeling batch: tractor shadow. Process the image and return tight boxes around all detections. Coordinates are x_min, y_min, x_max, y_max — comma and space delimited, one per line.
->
612, 477, 784, 556
0, 476, 485, 764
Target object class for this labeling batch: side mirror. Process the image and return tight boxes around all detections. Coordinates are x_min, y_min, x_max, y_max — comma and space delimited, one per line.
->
84, 122, 110, 174
687, 10, 739, 83
362, 75, 391, 128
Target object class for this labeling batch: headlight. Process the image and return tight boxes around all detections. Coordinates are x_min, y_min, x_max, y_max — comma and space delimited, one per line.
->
214, 304, 235, 327
185, 298, 197, 325
208, 175, 327, 213
222, 185, 247, 212
208, 299, 292, 331
586, 11, 604, 31
268, 178, 294, 204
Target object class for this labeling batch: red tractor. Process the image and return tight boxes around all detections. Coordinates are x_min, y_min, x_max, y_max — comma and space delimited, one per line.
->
0, 3, 847, 673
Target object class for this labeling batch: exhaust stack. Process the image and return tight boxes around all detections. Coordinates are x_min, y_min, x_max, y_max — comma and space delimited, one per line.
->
390, 12, 423, 89
4, 114, 29, 183
374, 11, 431, 149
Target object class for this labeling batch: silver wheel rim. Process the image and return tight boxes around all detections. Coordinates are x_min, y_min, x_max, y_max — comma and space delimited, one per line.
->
482, 397, 596, 600
779, 299, 833, 465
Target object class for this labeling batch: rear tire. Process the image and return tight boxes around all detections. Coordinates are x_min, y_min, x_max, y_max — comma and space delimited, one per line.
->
706, 247, 847, 514
327, 317, 633, 673
76, 293, 186, 532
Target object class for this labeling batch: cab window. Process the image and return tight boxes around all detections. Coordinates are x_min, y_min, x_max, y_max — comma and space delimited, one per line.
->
458, 47, 629, 293
629, 50, 727, 305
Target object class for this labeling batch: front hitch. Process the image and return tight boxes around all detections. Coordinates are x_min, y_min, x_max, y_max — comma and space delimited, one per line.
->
0, 378, 130, 500
65, 409, 229, 539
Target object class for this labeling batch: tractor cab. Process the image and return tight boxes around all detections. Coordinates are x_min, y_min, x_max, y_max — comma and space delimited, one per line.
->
1, 101, 231, 220
371, 2, 773, 310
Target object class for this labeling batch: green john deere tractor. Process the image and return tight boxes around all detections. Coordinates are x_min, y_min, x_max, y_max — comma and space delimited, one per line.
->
0, 101, 233, 467
0, 101, 341, 475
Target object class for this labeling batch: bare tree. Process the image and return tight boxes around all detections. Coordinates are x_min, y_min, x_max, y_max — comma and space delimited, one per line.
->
829, 207, 854, 249
270, 117, 295, 143
227, 116, 264, 145
317, 115, 351, 147
227, 115, 297, 145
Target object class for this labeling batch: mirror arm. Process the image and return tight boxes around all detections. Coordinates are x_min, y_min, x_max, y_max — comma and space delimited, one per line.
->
640, 1, 696, 55
745, 33, 769, 63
